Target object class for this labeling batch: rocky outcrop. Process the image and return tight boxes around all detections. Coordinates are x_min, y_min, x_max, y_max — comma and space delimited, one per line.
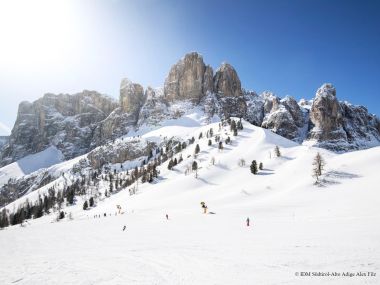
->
164, 52, 213, 102
309, 83, 346, 142
0, 136, 8, 150
0, 91, 119, 166
91, 108, 136, 148
120, 78, 146, 117
307, 83, 380, 151
88, 138, 156, 169
260, 93, 306, 141
214, 63, 242, 97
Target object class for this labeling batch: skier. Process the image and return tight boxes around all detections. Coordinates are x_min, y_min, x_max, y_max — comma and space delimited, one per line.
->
200, 202, 208, 214
122, 225, 126, 231
166, 214, 169, 220
246, 217, 250, 227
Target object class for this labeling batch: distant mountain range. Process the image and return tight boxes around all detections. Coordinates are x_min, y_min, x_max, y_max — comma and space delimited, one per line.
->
1, 52, 379, 169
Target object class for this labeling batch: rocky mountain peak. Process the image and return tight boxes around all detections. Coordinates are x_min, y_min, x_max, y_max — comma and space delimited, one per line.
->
120, 78, 146, 115
309, 83, 344, 141
164, 52, 213, 102
214, 62, 242, 97
0, 91, 119, 166
316, 83, 337, 98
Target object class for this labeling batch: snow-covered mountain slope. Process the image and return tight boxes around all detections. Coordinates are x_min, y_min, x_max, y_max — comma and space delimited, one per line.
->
0, 146, 63, 186
1, 119, 379, 285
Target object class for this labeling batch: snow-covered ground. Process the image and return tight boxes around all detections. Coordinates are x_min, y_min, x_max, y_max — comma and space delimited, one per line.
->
0, 146, 63, 186
0, 120, 379, 285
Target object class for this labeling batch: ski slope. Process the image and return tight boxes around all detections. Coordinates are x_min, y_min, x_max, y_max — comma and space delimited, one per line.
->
0, 120, 379, 285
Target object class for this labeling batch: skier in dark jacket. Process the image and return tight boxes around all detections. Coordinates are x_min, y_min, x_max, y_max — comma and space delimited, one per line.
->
123, 225, 126, 231
246, 217, 250, 227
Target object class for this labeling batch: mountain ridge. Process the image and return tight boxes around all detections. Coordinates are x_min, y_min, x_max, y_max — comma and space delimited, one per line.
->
1, 52, 379, 168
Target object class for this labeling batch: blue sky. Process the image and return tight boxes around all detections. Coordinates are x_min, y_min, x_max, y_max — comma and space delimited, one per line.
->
0, 0, 379, 135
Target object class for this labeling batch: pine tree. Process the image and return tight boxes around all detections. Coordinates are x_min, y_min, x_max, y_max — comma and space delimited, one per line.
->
250, 160, 258, 175
192, 161, 198, 171
168, 159, 174, 170
218, 141, 223, 151
312, 152, 325, 182
208, 139, 212, 146
237, 119, 243, 130
259, 162, 263, 170
109, 182, 113, 193
83, 200, 88, 210
89, 197, 94, 207
274, 145, 281, 157
199, 132, 203, 139
148, 149, 153, 160
210, 128, 214, 137
230, 120, 237, 132
233, 128, 238, 136
194, 144, 200, 155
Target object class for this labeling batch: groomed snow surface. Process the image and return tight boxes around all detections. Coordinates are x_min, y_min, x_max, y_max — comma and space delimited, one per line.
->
1, 120, 379, 285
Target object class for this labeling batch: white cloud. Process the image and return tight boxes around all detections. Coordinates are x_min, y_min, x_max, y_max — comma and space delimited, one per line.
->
0, 121, 11, 135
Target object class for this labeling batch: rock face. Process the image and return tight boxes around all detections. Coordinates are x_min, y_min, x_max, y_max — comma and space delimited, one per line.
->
120, 78, 146, 117
307, 83, 380, 151
164, 52, 214, 102
260, 93, 306, 141
88, 138, 156, 169
214, 63, 242, 97
0, 136, 8, 150
309, 83, 346, 142
0, 91, 119, 166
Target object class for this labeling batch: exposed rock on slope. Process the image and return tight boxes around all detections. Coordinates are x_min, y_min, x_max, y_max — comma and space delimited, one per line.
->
309, 83, 346, 142
164, 52, 214, 102
120, 78, 146, 118
307, 84, 380, 151
88, 138, 156, 169
0, 91, 118, 166
261, 93, 306, 141
0, 136, 8, 150
214, 63, 242, 97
